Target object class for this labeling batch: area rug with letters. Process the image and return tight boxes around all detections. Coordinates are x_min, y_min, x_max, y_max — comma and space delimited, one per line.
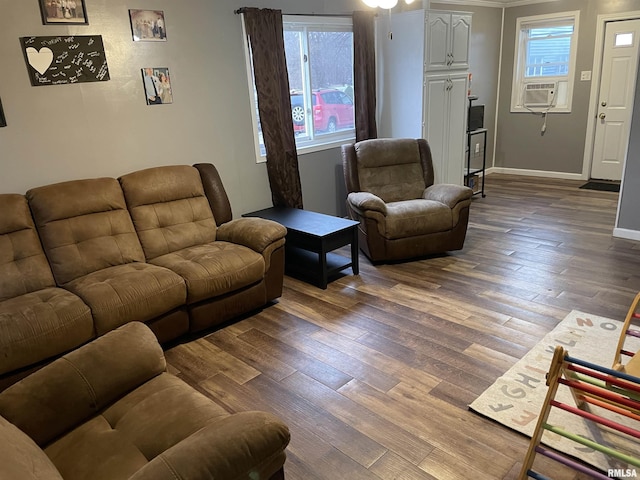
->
469, 310, 640, 473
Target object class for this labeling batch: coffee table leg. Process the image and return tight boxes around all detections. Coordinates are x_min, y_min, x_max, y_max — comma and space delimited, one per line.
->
351, 226, 359, 275
319, 243, 328, 289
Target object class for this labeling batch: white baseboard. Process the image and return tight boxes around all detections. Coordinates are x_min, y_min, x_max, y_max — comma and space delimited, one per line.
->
488, 167, 586, 181
613, 228, 640, 241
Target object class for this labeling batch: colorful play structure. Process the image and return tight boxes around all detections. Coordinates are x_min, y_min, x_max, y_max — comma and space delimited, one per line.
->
519, 293, 640, 480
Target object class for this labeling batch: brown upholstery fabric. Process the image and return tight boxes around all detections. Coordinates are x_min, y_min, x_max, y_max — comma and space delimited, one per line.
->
0, 322, 291, 480
151, 242, 265, 304
0, 288, 93, 375
0, 415, 62, 480
27, 178, 146, 286
0, 194, 56, 301
0, 322, 166, 447
64, 263, 186, 335
128, 411, 290, 480
193, 163, 233, 225
354, 138, 427, 203
342, 138, 473, 262
119, 166, 217, 261
0, 194, 94, 377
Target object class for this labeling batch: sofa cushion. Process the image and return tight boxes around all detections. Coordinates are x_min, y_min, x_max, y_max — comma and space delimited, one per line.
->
119, 166, 217, 261
0, 194, 59, 302
151, 242, 265, 304
64, 263, 186, 335
0, 322, 167, 447
0, 287, 93, 375
27, 178, 146, 285
44, 373, 230, 480
0, 415, 62, 480
384, 200, 452, 239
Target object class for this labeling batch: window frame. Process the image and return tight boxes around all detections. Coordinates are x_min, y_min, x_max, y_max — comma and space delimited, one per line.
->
242, 14, 355, 163
510, 11, 580, 114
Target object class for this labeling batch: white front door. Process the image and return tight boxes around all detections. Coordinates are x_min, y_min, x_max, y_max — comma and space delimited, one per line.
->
591, 19, 640, 180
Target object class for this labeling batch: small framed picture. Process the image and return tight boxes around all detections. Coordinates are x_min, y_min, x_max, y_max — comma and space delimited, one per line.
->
129, 10, 167, 42
39, 0, 88, 25
142, 67, 173, 105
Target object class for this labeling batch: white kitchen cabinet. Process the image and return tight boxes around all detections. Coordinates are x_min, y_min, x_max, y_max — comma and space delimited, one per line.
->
376, 9, 471, 185
425, 11, 472, 72
423, 72, 468, 185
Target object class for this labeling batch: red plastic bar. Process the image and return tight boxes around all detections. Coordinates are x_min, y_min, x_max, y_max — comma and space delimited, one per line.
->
551, 399, 640, 439
559, 377, 640, 411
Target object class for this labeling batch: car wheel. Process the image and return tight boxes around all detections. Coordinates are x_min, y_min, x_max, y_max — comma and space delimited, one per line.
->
327, 118, 337, 133
292, 106, 305, 125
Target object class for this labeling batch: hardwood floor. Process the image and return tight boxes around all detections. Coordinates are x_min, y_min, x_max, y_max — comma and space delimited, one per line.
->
165, 174, 640, 480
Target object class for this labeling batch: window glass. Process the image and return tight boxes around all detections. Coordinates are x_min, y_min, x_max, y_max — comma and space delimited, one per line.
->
615, 32, 634, 47
524, 26, 573, 77
511, 12, 579, 113
243, 15, 354, 162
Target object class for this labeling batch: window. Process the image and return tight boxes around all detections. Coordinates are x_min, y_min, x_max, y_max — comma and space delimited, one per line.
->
511, 12, 580, 113
243, 15, 354, 161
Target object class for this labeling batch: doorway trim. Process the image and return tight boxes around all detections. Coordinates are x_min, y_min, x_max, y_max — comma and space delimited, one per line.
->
582, 11, 640, 181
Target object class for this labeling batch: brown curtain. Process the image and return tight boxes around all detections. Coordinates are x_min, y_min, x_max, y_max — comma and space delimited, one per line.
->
243, 8, 303, 209
353, 11, 378, 142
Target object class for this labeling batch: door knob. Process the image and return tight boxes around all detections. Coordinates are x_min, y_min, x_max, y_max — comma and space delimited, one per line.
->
601, 101, 607, 107
599, 113, 606, 120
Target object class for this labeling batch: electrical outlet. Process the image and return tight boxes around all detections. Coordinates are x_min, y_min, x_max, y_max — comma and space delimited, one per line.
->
475, 143, 480, 154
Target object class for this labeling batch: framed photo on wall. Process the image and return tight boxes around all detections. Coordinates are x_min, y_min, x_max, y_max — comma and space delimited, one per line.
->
129, 10, 167, 42
0, 97, 6, 127
39, 0, 88, 25
142, 67, 173, 105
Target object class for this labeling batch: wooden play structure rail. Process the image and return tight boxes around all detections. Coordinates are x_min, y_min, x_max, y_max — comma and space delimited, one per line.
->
519, 345, 640, 480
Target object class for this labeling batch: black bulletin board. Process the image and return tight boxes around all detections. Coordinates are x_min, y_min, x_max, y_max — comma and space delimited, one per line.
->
20, 35, 110, 87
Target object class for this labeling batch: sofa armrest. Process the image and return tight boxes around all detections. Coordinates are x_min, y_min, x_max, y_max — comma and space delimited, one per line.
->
347, 192, 387, 215
0, 322, 165, 447
128, 412, 290, 480
423, 184, 472, 209
217, 218, 286, 254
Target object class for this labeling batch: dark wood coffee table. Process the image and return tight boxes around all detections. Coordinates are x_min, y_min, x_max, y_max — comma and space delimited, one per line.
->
243, 207, 359, 289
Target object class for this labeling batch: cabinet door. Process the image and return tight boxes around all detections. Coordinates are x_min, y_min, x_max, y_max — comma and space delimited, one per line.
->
425, 12, 450, 71
423, 74, 449, 183
450, 14, 471, 70
445, 73, 469, 185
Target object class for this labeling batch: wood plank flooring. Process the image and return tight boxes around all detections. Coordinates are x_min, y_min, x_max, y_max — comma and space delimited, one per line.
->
165, 174, 640, 480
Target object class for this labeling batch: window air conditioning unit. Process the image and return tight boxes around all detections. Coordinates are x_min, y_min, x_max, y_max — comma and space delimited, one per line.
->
523, 82, 556, 107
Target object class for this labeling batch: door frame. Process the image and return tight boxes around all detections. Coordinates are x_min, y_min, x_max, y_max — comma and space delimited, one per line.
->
582, 11, 640, 181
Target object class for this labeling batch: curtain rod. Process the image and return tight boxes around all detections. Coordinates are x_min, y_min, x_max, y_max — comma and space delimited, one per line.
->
234, 8, 352, 17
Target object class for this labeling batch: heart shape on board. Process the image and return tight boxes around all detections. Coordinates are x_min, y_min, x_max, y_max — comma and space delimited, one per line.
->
26, 47, 54, 75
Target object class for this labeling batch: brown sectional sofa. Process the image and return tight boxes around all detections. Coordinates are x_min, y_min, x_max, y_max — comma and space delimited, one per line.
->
0, 321, 291, 479
0, 164, 287, 389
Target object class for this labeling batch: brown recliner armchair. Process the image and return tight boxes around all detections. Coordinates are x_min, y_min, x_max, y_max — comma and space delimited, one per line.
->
342, 138, 473, 262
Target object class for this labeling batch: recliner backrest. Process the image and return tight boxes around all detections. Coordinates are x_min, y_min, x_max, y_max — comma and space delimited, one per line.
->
347, 138, 434, 203
27, 178, 146, 286
0, 194, 56, 302
119, 165, 217, 261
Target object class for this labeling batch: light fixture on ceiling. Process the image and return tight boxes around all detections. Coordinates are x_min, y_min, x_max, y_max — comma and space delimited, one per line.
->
362, 0, 415, 9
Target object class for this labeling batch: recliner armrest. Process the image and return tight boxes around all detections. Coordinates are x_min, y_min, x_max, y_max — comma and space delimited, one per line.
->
347, 192, 387, 215
0, 322, 165, 447
128, 411, 290, 480
216, 218, 287, 254
423, 184, 472, 209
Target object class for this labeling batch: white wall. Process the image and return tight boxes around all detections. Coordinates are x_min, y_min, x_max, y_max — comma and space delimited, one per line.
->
0, 0, 360, 215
